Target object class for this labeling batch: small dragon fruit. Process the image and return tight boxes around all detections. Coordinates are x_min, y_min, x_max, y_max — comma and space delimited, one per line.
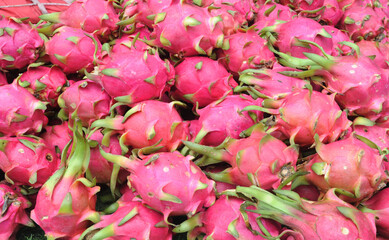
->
317, 0, 344, 26
253, 2, 297, 31
322, 25, 352, 56
100, 151, 216, 221
41, 121, 72, 157
58, 80, 111, 127
30, 123, 100, 239
0, 16, 44, 69
40, 0, 120, 40
45, 26, 102, 74
184, 123, 299, 190
237, 186, 377, 239
0, 84, 47, 136
170, 56, 236, 107
279, 0, 324, 12
0, 136, 61, 188
80, 201, 172, 239
92, 100, 188, 153
99, 47, 175, 106
174, 195, 281, 240
0, 182, 34, 240
356, 40, 389, 68
188, 94, 263, 147
304, 134, 387, 202
16, 66, 67, 107
217, 28, 275, 74
148, 3, 225, 56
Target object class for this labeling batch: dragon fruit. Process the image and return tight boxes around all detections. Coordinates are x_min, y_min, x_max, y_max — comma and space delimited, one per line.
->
253, 88, 351, 146
356, 40, 389, 68
253, 2, 296, 31
40, 0, 119, 40
0, 71, 7, 86
80, 200, 172, 239
304, 134, 387, 202
92, 100, 188, 153
322, 25, 352, 56
30, 123, 100, 239
0, 84, 47, 136
16, 66, 67, 107
99, 47, 175, 106
217, 28, 275, 74
100, 151, 216, 221
188, 94, 263, 146
45, 26, 102, 74
148, 3, 225, 56
0, 136, 60, 188
57, 80, 111, 127
184, 123, 299, 190
237, 186, 377, 239
41, 121, 72, 157
279, 0, 324, 12
0, 182, 34, 240
170, 56, 236, 107
0, 16, 44, 69
293, 184, 320, 201
175, 195, 281, 240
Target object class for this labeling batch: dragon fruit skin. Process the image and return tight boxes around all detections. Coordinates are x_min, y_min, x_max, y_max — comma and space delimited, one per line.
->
279, 0, 324, 11
58, 80, 111, 127
237, 186, 377, 239
149, 3, 225, 56
357, 40, 389, 69
16, 66, 67, 107
45, 26, 102, 74
316, 0, 344, 26
0, 71, 7, 85
292, 184, 320, 201
217, 29, 275, 74
0, 136, 61, 188
171, 56, 236, 107
304, 135, 387, 202
100, 151, 216, 220
253, 3, 296, 31
80, 201, 172, 240
0, 16, 44, 69
322, 26, 352, 56
189, 94, 263, 147
99, 48, 175, 105
0, 84, 47, 136
41, 0, 119, 40
184, 123, 299, 190
41, 121, 72, 158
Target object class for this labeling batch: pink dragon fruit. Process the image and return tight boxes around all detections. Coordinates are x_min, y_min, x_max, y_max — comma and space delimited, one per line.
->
237, 186, 377, 239
0, 136, 61, 188
217, 28, 275, 74
41, 121, 72, 157
92, 100, 188, 153
256, 89, 351, 146
16, 66, 68, 107
58, 80, 111, 127
0, 182, 34, 240
184, 123, 299, 190
279, 0, 324, 12
40, 0, 119, 40
149, 3, 225, 56
45, 26, 102, 74
170, 56, 236, 107
304, 134, 387, 202
31, 123, 100, 239
253, 2, 296, 31
99, 47, 175, 106
292, 184, 320, 201
80, 201, 172, 239
188, 94, 263, 146
360, 187, 389, 238
322, 25, 352, 56
175, 195, 281, 240
0, 84, 47, 136
316, 0, 344, 26
356, 40, 389, 68
0, 16, 44, 69
0, 71, 7, 86
100, 151, 216, 221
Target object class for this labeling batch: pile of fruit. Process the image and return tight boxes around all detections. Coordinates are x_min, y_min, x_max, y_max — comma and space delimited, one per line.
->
1, 0, 389, 239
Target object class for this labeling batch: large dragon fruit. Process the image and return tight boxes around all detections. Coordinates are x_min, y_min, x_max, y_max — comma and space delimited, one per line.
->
174, 195, 281, 240
57, 80, 111, 127
304, 134, 387, 202
0, 84, 47, 136
45, 26, 102, 74
0, 136, 60, 188
184, 123, 299, 190
31, 123, 100, 239
100, 151, 216, 221
92, 100, 188, 153
170, 56, 236, 107
40, 0, 119, 40
0, 16, 44, 69
16, 66, 68, 107
237, 186, 377, 239
0, 182, 34, 240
